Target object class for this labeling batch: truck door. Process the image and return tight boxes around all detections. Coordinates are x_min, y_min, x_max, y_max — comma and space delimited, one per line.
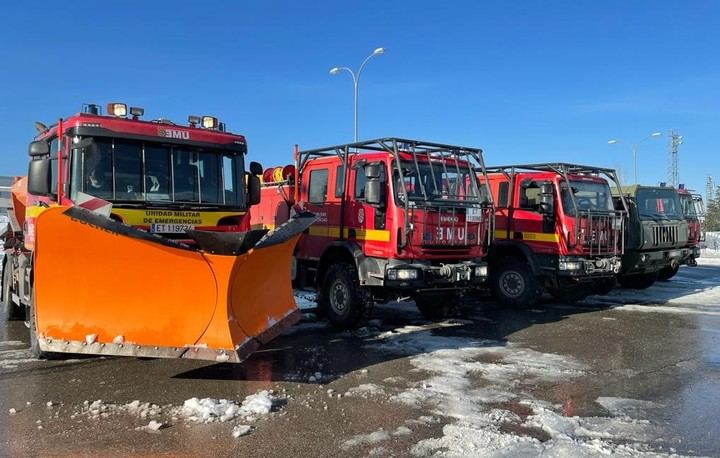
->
301, 166, 331, 259
347, 161, 389, 255
513, 179, 557, 254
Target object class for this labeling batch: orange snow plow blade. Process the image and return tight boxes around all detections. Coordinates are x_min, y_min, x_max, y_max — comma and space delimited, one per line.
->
32, 206, 315, 363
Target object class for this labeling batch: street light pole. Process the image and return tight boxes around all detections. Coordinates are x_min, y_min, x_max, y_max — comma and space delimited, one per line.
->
329, 47, 385, 142
608, 132, 662, 183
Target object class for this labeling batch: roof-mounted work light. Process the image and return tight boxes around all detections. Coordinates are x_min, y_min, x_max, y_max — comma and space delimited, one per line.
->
188, 115, 201, 127
129, 106, 144, 120
201, 116, 218, 129
107, 103, 127, 118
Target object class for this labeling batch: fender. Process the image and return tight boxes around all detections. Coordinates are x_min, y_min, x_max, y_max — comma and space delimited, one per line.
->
488, 240, 541, 276
317, 241, 385, 287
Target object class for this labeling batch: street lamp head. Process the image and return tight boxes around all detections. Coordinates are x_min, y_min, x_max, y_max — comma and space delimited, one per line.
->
607, 139, 618, 145
329, 67, 341, 75
651, 132, 662, 137
373, 47, 386, 55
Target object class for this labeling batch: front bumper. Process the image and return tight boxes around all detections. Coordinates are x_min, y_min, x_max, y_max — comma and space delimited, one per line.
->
621, 248, 690, 275
382, 259, 488, 292
556, 255, 621, 278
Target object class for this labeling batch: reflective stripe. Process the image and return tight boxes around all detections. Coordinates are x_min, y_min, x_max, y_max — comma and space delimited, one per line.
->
308, 225, 390, 242
495, 229, 559, 243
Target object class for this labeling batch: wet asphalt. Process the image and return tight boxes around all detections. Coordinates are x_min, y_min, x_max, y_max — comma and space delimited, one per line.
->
1, 263, 720, 457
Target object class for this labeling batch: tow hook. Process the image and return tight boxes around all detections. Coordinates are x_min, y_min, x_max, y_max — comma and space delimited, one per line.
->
439, 265, 453, 278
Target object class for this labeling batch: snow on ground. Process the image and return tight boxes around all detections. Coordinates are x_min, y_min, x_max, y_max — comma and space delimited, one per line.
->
293, 289, 317, 310
585, 258, 720, 316
352, 323, 672, 457
0, 348, 37, 370
74, 390, 282, 437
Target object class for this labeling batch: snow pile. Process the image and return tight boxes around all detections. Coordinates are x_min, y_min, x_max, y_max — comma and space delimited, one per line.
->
293, 290, 317, 310
232, 424, 252, 438
76, 390, 280, 433
180, 390, 274, 423
341, 429, 391, 450
367, 324, 669, 456
345, 383, 386, 398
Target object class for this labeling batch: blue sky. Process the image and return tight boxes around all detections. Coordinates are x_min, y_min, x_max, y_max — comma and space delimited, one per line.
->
1, 1, 718, 194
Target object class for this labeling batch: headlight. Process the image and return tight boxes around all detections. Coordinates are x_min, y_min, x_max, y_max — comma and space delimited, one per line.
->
669, 250, 681, 258
558, 261, 583, 271
387, 268, 418, 280
474, 266, 488, 277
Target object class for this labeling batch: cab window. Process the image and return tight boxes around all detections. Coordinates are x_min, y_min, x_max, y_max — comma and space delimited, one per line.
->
497, 181, 509, 207
308, 169, 329, 204
335, 165, 345, 197
519, 182, 540, 210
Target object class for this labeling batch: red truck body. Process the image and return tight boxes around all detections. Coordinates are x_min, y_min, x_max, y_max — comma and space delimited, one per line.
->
479, 164, 627, 305
251, 138, 494, 327
675, 187, 703, 268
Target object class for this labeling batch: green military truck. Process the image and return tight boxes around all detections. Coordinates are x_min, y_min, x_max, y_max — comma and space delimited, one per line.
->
612, 185, 689, 289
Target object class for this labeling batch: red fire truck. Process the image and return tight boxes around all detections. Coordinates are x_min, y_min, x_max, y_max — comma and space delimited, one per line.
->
659, 186, 704, 279
479, 164, 627, 306
251, 138, 494, 328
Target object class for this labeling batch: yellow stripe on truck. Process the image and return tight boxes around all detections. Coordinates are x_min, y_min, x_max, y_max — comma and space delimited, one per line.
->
259, 223, 390, 242
308, 225, 390, 242
494, 230, 559, 243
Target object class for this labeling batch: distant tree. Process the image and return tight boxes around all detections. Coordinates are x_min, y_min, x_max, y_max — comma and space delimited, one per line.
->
705, 187, 720, 232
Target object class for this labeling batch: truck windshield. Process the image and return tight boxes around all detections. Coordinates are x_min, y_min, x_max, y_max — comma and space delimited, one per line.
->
69, 137, 245, 207
679, 193, 698, 218
560, 180, 614, 215
636, 188, 681, 220
394, 160, 485, 203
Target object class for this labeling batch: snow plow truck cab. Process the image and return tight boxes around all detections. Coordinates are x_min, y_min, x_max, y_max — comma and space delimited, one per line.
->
1, 103, 314, 363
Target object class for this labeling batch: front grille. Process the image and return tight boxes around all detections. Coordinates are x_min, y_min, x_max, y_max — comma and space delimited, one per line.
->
577, 212, 623, 255
652, 225, 678, 246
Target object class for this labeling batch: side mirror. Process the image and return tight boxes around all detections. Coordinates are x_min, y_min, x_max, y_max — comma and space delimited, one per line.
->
28, 159, 51, 196
249, 161, 263, 176
539, 182, 554, 215
365, 163, 381, 179
28, 140, 49, 157
365, 180, 382, 205
247, 173, 261, 206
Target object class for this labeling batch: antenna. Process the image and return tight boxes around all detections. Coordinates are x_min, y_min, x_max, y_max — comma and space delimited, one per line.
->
667, 130, 682, 187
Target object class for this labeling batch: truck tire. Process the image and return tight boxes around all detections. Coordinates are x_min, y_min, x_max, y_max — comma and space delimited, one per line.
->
492, 260, 540, 308
658, 264, 680, 281
2, 263, 24, 321
618, 272, 658, 290
319, 262, 371, 330
415, 294, 455, 320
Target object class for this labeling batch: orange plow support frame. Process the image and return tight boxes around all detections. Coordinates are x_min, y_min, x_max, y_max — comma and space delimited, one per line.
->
33, 206, 315, 363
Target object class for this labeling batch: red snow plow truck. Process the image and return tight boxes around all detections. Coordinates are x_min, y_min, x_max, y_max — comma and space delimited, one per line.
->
1, 102, 314, 363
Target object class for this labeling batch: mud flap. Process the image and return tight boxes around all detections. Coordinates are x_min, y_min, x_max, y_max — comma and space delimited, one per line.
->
33, 207, 315, 363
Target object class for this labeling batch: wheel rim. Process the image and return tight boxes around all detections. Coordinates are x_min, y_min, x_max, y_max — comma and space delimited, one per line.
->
330, 280, 349, 315
500, 271, 525, 298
